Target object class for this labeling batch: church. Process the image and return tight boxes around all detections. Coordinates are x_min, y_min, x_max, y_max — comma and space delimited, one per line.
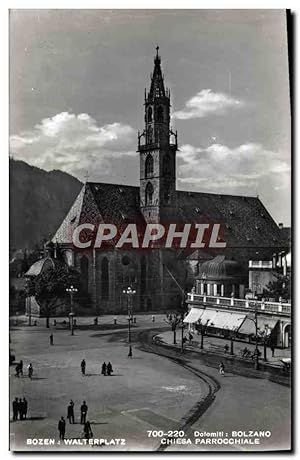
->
51, 48, 287, 313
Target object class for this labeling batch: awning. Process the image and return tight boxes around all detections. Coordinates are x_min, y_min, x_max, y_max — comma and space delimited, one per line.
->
209, 311, 246, 331
198, 309, 218, 326
238, 317, 279, 335
183, 307, 203, 323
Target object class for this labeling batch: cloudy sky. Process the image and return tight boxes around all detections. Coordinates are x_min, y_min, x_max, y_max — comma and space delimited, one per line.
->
9, 10, 291, 224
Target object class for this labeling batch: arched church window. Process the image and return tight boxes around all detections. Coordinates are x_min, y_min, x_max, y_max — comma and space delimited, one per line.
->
80, 256, 89, 293
163, 154, 171, 175
148, 106, 152, 122
101, 257, 109, 300
145, 154, 154, 178
145, 182, 154, 206
156, 106, 164, 123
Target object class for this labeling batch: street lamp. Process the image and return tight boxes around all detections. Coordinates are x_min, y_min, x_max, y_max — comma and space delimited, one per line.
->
66, 285, 78, 335
245, 307, 259, 370
122, 286, 136, 344
180, 313, 186, 353
198, 319, 210, 349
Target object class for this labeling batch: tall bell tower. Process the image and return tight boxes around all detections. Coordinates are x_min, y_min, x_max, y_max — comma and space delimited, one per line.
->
138, 47, 178, 223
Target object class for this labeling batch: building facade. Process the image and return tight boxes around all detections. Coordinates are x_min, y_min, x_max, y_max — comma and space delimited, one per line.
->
51, 48, 288, 314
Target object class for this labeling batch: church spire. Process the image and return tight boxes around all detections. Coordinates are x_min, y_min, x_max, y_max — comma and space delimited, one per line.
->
148, 45, 166, 100
138, 48, 178, 223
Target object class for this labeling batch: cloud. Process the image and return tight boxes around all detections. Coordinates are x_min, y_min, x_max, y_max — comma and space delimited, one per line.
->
10, 112, 138, 182
177, 142, 290, 203
173, 89, 244, 120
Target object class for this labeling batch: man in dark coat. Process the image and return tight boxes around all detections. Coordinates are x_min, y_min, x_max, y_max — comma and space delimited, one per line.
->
15, 364, 20, 377
101, 362, 107, 376
58, 416, 66, 440
22, 398, 28, 419
84, 421, 93, 439
67, 400, 75, 424
16, 398, 22, 419
128, 346, 133, 358
50, 334, 54, 345
12, 398, 18, 421
107, 362, 113, 376
19, 398, 25, 420
81, 359, 86, 375
80, 401, 88, 424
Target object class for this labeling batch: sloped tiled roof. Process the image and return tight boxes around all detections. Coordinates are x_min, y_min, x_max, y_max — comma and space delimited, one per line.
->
52, 182, 287, 251
176, 190, 286, 249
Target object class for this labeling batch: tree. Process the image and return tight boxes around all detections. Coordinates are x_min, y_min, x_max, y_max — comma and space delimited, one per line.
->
263, 273, 291, 301
164, 313, 182, 344
27, 266, 80, 328
196, 319, 210, 349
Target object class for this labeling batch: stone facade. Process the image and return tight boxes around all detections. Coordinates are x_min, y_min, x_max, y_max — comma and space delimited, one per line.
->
51, 49, 288, 314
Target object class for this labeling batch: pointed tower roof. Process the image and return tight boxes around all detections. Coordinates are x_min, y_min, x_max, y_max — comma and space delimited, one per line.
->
148, 46, 166, 100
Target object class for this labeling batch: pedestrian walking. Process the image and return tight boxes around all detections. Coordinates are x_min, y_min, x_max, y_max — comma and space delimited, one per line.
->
219, 362, 225, 376
16, 398, 22, 420
81, 359, 86, 376
80, 401, 88, 424
19, 398, 25, 420
107, 362, 113, 376
271, 345, 275, 357
101, 362, 107, 376
224, 344, 229, 354
50, 333, 53, 345
58, 416, 66, 440
67, 400, 75, 424
128, 346, 133, 358
12, 398, 18, 421
28, 363, 33, 379
83, 421, 93, 440
23, 398, 28, 419
15, 363, 20, 377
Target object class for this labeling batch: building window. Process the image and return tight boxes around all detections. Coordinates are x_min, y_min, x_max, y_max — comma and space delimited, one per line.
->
145, 182, 154, 206
80, 256, 89, 293
148, 106, 152, 122
145, 154, 154, 178
101, 257, 109, 300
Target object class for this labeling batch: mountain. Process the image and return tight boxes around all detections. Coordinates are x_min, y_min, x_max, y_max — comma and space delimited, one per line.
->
10, 159, 82, 250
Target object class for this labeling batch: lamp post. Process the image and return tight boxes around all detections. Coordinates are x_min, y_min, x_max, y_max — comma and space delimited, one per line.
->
66, 285, 78, 335
246, 307, 259, 370
122, 286, 136, 344
262, 324, 270, 362
180, 313, 186, 353
198, 319, 209, 349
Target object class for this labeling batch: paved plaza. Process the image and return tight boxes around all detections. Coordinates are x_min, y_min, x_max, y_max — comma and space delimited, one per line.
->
10, 315, 291, 451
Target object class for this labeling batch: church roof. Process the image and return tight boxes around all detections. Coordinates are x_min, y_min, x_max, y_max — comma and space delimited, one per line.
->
52, 182, 287, 251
